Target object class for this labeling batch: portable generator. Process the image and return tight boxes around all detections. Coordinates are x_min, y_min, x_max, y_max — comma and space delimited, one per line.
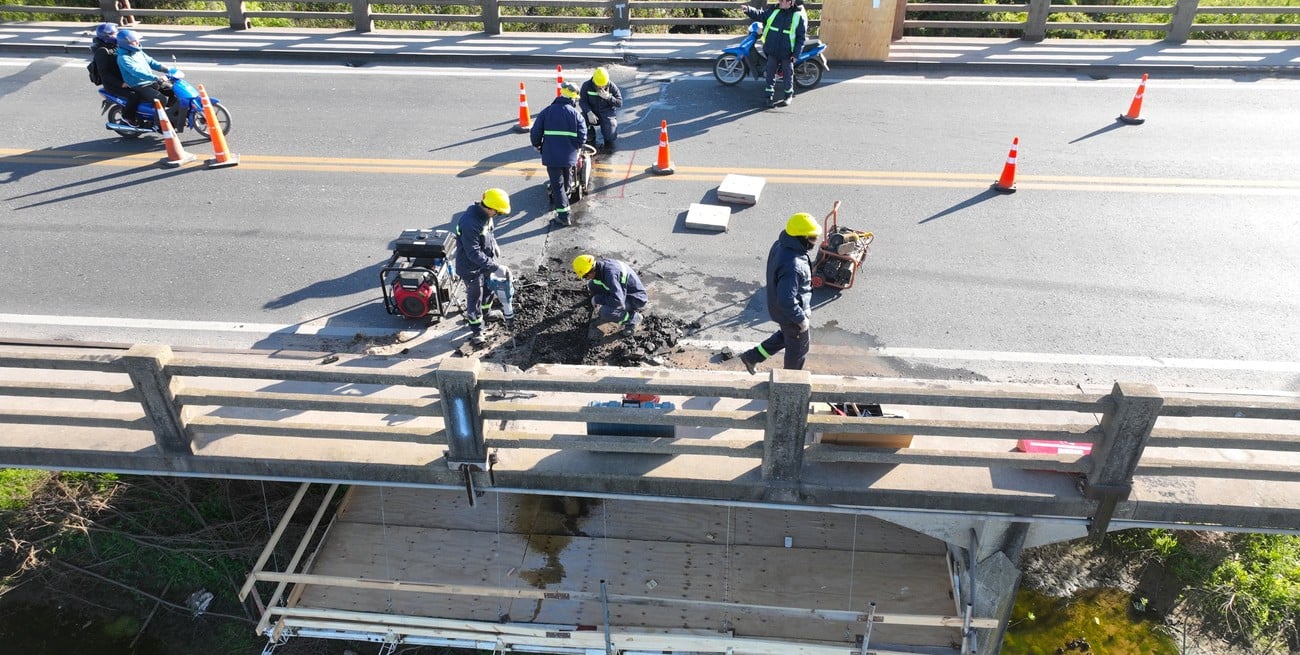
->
380, 228, 462, 321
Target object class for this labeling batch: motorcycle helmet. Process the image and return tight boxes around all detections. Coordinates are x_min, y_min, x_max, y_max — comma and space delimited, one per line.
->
481, 188, 511, 214
94, 23, 118, 45
572, 254, 596, 279
117, 29, 141, 51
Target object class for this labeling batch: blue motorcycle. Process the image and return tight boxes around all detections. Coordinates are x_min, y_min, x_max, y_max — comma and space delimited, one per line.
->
713, 21, 829, 89
99, 70, 232, 139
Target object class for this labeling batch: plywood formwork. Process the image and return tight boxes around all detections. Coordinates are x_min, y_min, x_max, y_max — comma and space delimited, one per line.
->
279, 486, 964, 653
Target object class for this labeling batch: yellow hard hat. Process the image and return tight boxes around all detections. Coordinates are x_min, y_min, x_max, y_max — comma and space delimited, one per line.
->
572, 254, 595, 278
592, 67, 609, 87
560, 82, 580, 99
481, 188, 511, 214
784, 212, 822, 238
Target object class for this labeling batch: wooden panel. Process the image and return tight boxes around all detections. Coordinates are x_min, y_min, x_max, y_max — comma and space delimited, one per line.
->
819, 0, 899, 61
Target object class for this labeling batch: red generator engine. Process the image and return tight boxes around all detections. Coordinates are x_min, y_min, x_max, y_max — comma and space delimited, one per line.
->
380, 228, 462, 321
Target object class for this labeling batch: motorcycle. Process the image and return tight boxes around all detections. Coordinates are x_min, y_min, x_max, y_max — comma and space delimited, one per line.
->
713, 21, 829, 90
99, 70, 232, 139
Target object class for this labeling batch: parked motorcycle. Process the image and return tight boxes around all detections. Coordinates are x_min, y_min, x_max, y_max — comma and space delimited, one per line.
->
100, 70, 232, 139
713, 21, 829, 90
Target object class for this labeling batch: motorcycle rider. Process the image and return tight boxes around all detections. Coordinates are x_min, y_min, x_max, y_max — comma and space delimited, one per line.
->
89, 24, 136, 118
579, 67, 622, 155
455, 188, 512, 346
741, 0, 806, 107
530, 81, 587, 228
573, 255, 647, 337
115, 29, 176, 128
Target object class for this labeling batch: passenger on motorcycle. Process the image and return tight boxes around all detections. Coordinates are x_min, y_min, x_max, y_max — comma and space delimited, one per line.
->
115, 29, 175, 127
741, 0, 806, 107
579, 67, 622, 154
530, 81, 587, 227
89, 24, 138, 111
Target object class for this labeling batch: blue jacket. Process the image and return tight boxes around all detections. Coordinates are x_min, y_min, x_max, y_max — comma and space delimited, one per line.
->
579, 80, 623, 118
117, 48, 168, 88
765, 231, 813, 326
742, 3, 807, 59
587, 259, 647, 314
530, 97, 586, 167
453, 203, 500, 277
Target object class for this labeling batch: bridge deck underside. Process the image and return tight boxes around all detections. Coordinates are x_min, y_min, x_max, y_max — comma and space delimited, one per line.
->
290, 486, 961, 651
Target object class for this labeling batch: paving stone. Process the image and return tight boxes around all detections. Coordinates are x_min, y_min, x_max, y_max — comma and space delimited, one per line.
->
716, 173, 766, 205
684, 203, 731, 232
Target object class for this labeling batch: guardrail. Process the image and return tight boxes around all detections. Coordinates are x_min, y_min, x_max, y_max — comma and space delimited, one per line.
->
2, 343, 1298, 535
2, 0, 1297, 42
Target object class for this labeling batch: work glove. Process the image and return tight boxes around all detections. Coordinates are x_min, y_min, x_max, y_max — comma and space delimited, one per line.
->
586, 111, 598, 124
597, 88, 612, 100
797, 319, 810, 333
495, 264, 511, 279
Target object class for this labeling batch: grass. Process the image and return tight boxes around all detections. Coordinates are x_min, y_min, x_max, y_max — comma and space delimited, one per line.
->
0, 469, 50, 511
1004, 587, 1179, 655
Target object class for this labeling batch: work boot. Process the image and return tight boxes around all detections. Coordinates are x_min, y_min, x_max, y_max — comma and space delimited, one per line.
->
469, 331, 487, 347
621, 323, 636, 338
739, 350, 761, 375
485, 309, 505, 323
779, 92, 794, 107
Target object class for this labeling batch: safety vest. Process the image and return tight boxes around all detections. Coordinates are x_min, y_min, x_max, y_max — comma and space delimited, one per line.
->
763, 8, 802, 50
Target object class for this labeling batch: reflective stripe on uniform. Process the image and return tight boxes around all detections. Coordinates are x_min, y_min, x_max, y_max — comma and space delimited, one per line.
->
543, 130, 578, 137
763, 9, 801, 49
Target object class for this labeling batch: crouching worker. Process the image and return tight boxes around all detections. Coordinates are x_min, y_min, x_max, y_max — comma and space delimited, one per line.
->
573, 254, 647, 337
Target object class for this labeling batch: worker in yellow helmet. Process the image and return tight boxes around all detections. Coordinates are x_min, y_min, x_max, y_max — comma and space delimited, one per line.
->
573, 254, 647, 337
455, 188, 512, 346
739, 212, 821, 372
579, 67, 623, 155
531, 81, 587, 227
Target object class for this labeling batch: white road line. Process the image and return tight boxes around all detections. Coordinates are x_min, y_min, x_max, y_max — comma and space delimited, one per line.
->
681, 338, 1300, 373
0, 313, 392, 338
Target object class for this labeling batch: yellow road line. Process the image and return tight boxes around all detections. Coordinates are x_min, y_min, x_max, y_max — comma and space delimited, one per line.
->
4, 148, 1298, 195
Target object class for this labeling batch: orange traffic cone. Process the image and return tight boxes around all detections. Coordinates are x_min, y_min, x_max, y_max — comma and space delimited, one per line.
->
991, 137, 1018, 194
1117, 73, 1148, 125
197, 85, 238, 169
555, 65, 563, 97
514, 82, 532, 133
154, 99, 195, 167
651, 120, 675, 175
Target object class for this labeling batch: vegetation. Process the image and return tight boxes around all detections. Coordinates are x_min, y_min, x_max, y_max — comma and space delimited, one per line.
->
1004, 586, 1180, 655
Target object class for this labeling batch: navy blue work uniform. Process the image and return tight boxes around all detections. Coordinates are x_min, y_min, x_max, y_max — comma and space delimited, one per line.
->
530, 96, 587, 224
743, 0, 806, 101
578, 79, 623, 151
587, 258, 648, 325
453, 202, 501, 335
748, 230, 814, 370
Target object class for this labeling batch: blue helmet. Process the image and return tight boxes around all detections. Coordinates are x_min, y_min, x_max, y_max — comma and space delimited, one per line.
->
94, 23, 118, 44
117, 29, 141, 51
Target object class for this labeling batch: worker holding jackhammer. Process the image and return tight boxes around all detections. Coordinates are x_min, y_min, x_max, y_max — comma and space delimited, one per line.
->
738, 212, 821, 372
573, 255, 647, 337
455, 188, 512, 346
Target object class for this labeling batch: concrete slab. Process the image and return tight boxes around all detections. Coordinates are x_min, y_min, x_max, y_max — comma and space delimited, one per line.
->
683, 203, 731, 232
716, 174, 765, 205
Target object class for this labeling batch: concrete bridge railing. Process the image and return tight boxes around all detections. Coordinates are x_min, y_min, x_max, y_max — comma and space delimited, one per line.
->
2, 0, 1298, 43
2, 342, 1298, 535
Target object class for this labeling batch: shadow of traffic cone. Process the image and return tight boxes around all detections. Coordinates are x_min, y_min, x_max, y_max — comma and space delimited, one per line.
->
154, 99, 195, 167
651, 120, 675, 175
991, 137, 1018, 194
514, 82, 532, 133
556, 65, 563, 97
197, 84, 238, 169
1117, 73, 1148, 125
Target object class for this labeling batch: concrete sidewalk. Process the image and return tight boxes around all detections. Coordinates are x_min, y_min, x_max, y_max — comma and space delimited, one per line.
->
4, 21, 1300, 74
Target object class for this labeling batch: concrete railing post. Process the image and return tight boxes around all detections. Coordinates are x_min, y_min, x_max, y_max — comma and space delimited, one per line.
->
120, 344, 192, 455
762, 368, 811, 486
436, 358, 487, 466
609, 0, 631, 38
1166, 0, 1200, 43
482, 0, 501, 35
1022, 0, 1050, 41
351, 0, 373, 33
226, 0, 250, 30
1085, 382, 1162, 539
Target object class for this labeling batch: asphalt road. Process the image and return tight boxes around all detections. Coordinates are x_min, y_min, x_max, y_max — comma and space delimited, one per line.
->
2, 54, 1298, 389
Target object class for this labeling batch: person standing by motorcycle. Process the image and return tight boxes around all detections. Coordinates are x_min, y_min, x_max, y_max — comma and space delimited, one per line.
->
455, 188, 512, 346
573, 255, 648, 337
115, 29, 174, 127
741, 0, 806, 107
579, 67, 623, 155
89, 24, 135, 114
738, 212, 822, 373
530, 82, 587, 227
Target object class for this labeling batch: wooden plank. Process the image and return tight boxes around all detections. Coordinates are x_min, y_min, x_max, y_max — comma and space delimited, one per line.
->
820, 0, 898, 61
